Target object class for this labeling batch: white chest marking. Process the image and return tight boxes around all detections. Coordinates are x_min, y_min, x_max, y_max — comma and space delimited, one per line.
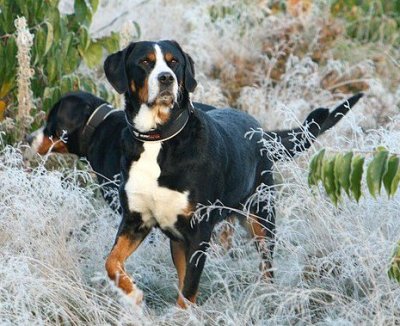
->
125, 142, 190, 230
133, 103, 160, 132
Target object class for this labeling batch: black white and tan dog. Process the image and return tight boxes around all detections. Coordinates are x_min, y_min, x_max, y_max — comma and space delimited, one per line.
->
103, 39, 363, 307
26, 91, 125, 210
26, 92, 214, 209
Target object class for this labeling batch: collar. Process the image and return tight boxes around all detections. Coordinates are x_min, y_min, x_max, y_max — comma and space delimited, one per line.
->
127, 103, 194, 142
80, 103, 115, 155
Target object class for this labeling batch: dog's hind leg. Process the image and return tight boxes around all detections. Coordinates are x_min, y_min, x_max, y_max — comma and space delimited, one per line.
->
105, 213, 150, 304
246, 209, 275, 280
244, 175, 276, 280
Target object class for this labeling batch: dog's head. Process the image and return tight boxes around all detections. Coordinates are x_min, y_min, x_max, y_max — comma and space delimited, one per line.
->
104, 40, 196, 132
26, 92, 105, 155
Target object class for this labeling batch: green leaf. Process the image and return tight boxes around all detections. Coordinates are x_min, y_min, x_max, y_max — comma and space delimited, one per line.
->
308, 149, 325, 186
44, 21, 54, 56
61, 75, 80, 93
81, 42, 103, 68
350, 155, 365, 203
74, 0, 92, 26
333, 154, 342, 200
390, 166, 400, 197
88, 0, 99, 13
43, 86, 61, 112
0, 37, 17, 97
383, 155, 400, 198
389, 241, 400, 284
322, 156, 338, 205
336, 151, 353, 197
80, 76, 97, 93
97, 32, 120, 53
366, 147, 389, 198
78, 25, 90, 51
33, 27, 46, 65
45, 52, 58, 84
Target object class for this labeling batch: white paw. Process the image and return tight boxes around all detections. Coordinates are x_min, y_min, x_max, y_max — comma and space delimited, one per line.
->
127, 286, 144, 305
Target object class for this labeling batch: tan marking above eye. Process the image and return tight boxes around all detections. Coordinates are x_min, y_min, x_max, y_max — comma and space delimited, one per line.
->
165, 52, 174, 62
147, 52, 156, 62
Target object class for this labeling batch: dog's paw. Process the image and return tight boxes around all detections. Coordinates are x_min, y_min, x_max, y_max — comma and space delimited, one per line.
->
127, 286, 144, 305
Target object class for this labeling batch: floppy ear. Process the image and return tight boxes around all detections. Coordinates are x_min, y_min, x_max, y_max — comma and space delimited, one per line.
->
167, 40, 197, 93
104, 43, 136, 94
183, 52, 197, 93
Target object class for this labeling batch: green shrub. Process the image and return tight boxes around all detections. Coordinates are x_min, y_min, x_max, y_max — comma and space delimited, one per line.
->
0, 0, 120, 139
331, 0, 400, 44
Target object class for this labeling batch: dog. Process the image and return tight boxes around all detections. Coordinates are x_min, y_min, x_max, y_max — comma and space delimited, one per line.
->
26, 92, 219, 210
26, 91, 125, 210
103, 39, 363, 307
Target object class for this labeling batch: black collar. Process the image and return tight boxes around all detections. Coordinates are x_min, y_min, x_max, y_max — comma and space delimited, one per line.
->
127, 104, 193, 142
80, 103, 115, 155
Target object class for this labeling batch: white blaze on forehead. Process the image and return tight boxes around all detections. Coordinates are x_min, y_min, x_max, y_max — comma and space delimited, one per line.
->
147, 44, 178, 104
30, 127, 44, 153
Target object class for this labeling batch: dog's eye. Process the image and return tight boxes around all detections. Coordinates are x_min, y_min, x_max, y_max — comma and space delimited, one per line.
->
170, 58, 178, 65
140, 59, 150, 66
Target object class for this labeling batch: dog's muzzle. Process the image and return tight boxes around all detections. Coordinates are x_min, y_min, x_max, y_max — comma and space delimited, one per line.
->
154, 72, 176, 106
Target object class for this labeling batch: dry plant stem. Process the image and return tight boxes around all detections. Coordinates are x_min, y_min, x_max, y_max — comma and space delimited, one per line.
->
15, 16, 34, 138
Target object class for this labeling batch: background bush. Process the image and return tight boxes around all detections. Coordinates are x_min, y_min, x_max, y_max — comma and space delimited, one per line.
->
0, 0, 120, 142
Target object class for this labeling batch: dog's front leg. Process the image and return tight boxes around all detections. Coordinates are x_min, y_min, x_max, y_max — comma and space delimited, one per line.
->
105, 212, 150, 304
176, 226, 212, 308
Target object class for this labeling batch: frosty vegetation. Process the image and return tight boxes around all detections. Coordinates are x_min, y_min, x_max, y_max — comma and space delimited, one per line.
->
1, 0, 400, 324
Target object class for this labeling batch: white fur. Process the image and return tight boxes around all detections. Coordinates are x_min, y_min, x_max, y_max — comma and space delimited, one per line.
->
133, 104, 159, 132
132, 103, 171, 132
30, 127, 44, 153
125, 142, 190, 231
147, 44, 178, 104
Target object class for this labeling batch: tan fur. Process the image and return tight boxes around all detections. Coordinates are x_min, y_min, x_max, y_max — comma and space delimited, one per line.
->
105, 235, 143, 296
247, 214, 273, 280
165, 52, 174, 62
147, 52, 156, 62
177, 292, 197, 309
130, 80, 136, 93
171, 240, 186, 291
138, 78, 149, 103
37, 136, 68, 155
152, 103, 171, 124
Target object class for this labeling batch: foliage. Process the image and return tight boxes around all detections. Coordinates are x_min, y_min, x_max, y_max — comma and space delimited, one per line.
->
308, 146, 400, 204
308, 146, 400, 284
331, 0, 400, 44
389, 241, 400, 285
0, 0, 120, 121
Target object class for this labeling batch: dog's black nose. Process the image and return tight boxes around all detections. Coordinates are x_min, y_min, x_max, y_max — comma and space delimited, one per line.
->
25, 134, 33, 145
158, 72, 174, 85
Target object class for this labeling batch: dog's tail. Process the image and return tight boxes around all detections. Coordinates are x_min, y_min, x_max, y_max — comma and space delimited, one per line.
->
266, 93, 363, 161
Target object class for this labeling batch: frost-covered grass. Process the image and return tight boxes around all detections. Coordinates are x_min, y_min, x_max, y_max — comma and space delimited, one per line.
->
2, 117, 400, 324
2, 0, 400, 324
